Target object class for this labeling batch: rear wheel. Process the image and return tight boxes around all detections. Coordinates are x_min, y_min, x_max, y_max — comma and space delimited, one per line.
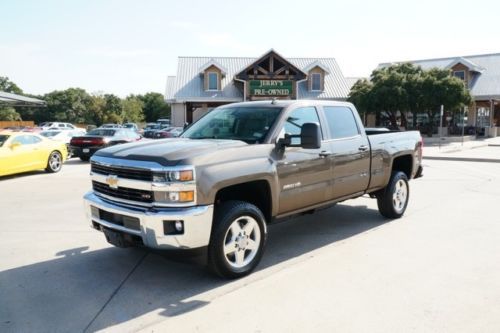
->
376, 171, 409, 219
208, 201, 267, 279
46, 151, 63, 173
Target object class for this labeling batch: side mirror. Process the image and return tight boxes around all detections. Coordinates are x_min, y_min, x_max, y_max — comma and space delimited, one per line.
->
277, 122, 321, 149
183, 122, 190, 130
300, 123, 321, 149
10, 142, 21, 149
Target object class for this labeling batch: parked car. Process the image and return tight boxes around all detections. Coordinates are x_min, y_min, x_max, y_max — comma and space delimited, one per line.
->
38, 122, 79, 131
122, 123, 139, 132
142, 124, 163, 138
84, 100, 424, 278
40, 130, 82, 157
100, 124, 122, 129
70, 128, 142, 161
0, 132, 68, 177
157, 118, 171, 127
154, 127, 183, 139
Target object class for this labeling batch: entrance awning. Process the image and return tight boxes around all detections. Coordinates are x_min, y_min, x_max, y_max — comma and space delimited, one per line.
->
0, 91, 46, 107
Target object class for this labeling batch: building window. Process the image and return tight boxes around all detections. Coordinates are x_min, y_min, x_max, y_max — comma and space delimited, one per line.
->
311, 73, 322, 91
453, 70, 465, 81
208, 72, 218, 90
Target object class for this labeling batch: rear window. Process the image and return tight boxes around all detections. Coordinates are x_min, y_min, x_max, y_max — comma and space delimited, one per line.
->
88, 129, 116, 136
0, 135, 9, 147
323, 106, 360, 139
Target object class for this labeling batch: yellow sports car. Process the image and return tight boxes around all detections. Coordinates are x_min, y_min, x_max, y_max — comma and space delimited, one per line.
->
0, 131, 68, 177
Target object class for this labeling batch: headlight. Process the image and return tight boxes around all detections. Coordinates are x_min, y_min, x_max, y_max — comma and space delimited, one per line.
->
153, 170, 194, 182
154, 190, 195, 203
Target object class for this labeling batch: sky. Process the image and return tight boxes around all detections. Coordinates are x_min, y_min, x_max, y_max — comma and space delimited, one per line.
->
1, 0, 499, 97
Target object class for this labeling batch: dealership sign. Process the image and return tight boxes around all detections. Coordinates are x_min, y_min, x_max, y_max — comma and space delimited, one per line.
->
249, 80, 293, 96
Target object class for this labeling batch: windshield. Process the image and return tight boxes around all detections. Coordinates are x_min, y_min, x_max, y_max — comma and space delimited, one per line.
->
0, 135, 9, 147
88, 129, 116, 136
181, 106, 282, 143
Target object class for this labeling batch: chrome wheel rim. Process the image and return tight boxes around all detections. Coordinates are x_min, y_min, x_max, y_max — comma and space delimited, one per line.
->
223, 215, 261, 269
392, 179, 408, 213
49, 153, 62, 171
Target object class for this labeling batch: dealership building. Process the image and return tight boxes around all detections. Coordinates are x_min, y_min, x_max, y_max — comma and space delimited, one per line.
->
165, 49, 351, 127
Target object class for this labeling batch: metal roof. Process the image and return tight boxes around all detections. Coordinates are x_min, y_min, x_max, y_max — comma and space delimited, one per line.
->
345, 77, 365, 90
379, 53, 500, 100
165, 55, 350, 102
0, 91, 46, 106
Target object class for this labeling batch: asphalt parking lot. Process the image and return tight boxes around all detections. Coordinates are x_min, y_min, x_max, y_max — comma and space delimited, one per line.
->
1, 155, 500, 332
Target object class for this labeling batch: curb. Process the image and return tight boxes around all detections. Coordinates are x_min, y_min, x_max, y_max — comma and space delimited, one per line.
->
423, 156, 500, 163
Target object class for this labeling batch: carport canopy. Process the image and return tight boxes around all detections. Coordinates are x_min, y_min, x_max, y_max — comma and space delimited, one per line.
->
0, 91, 46, 107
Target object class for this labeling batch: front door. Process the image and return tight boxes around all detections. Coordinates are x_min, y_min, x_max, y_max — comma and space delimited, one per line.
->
275, 106, 333, 214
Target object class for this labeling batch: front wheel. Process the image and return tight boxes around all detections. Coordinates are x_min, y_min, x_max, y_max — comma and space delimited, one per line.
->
45, 151, 63, 173
376, 171, 409, 219
208, 201, 267, 279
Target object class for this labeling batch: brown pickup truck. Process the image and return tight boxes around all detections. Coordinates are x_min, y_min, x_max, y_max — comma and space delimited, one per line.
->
84, 100, 423, 278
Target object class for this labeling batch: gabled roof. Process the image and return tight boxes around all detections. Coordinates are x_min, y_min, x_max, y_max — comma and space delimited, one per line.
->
445, 57, 485, 73
165, 53, 350, 102
378, 52, 500, 100
198, 58, 228, 75
235, 49, 307, 79
303, 60, 331, 74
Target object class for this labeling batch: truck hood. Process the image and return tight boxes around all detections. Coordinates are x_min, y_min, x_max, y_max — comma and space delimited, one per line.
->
94, 138, 248, 166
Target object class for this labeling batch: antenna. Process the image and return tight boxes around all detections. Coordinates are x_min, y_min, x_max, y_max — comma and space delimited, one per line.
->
271, 97, 277, 105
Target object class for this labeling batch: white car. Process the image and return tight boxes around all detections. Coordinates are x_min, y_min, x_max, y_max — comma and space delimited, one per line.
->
40, 130, 84, 157
38, 122, 80, 131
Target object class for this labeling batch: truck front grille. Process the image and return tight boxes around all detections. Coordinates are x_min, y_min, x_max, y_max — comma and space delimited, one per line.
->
91, 162, 153, 181
92, 181, 154, 203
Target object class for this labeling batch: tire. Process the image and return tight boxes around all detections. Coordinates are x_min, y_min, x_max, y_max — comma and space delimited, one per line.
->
208, 201, 267, 279
80, 156, 90, 162
376, 171, 409, 219
45, 151, 63, 173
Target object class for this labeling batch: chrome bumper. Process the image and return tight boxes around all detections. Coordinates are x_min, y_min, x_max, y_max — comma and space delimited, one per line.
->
84, 191, 213, 249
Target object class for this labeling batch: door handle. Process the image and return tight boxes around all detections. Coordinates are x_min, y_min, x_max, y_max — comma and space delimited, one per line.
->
319, 151, 332, 157
358, 145, 369, 152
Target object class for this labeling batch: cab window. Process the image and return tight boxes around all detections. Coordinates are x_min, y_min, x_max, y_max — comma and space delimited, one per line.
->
281, 106, 321, 145
323, 106, 360, 139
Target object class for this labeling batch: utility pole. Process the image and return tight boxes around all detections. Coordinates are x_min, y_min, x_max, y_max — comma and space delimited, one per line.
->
439, 105, 444, 150
462, 106, 467, 146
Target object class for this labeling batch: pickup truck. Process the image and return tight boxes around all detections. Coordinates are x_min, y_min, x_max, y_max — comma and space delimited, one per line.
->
84, 100, 423, 278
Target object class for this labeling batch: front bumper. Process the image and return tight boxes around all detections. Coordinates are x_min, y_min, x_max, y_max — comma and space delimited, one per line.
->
84, 191, 214, 249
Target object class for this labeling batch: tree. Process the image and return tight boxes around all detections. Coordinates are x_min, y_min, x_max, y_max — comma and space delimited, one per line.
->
0, 76, 23, 94
138, 92, 170, 122
122, 96, 144, 123
348, 63, 471, 132
0, 107, 22, 121
101, 94, 123, 124
349, 78, 375, 124
43, 88, 91, 123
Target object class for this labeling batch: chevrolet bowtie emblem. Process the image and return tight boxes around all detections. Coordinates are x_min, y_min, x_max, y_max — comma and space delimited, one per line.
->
105, 175, 119, 189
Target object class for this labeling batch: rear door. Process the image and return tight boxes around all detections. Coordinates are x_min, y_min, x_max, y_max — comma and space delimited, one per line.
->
275, 106, 333, 214
322, 105, 370, 199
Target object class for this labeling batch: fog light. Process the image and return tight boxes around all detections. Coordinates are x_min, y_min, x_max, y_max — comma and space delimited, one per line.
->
175, 220, 184, 232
